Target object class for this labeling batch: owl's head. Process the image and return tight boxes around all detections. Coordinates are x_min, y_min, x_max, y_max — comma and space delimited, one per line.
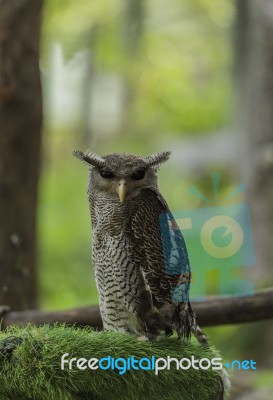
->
73, 150, 171, 203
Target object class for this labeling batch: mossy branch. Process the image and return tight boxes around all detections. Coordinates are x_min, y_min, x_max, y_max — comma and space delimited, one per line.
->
0, 325, 227, 400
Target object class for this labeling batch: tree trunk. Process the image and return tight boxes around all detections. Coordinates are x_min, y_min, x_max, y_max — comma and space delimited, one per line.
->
121, 0, 145, 130
123, 0, 144, 55
0, 0, 43, 310
237, 0, 273, 284
235, 0, 273, 366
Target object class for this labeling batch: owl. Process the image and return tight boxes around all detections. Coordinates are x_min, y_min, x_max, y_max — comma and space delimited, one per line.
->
73, 150, 208, 346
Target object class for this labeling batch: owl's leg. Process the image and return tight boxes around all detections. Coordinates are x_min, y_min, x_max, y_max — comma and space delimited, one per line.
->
157, 303, 186, 338
157, 303, 174, 334
165, 325, 173, 337
140, 308, 165, 341
158, 302, 192, 340
158, 302, 209, 346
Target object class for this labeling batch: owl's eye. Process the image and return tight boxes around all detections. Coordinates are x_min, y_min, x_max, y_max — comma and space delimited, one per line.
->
100, 170, 114, 179
131, 169, 146, 180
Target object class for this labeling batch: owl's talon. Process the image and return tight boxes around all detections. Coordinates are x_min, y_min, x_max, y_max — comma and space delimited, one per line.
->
137, 335, 150, 342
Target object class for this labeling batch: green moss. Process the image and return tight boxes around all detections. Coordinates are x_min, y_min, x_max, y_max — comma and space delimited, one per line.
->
0, 325, 228, 400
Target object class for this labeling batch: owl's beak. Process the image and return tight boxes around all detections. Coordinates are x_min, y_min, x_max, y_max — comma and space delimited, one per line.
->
118, 179, 127, 203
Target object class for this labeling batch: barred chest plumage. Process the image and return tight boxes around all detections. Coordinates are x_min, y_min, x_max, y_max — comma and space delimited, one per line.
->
89, 192, 144, 334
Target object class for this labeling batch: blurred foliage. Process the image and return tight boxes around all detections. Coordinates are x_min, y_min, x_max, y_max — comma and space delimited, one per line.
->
41, 0, 234, 135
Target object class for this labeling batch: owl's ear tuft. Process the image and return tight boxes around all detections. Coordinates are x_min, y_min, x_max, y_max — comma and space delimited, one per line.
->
72, 150, 106, 168
142, 151, 171, 169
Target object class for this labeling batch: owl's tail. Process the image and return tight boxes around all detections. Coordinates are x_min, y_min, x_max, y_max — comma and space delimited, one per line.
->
188, 302, 209, 347
188, 303, 231, 400
173, 301, 209, 347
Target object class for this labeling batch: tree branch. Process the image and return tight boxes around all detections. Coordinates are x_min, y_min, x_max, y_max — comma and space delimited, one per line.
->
1, 288, 273, 330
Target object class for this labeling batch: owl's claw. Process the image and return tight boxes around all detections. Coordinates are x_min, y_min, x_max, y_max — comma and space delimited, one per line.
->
137, 335, 150, 342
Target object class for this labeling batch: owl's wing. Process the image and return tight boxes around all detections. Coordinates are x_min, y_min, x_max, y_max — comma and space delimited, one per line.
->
128, 188, 191, 308
126, 188, 193, 339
